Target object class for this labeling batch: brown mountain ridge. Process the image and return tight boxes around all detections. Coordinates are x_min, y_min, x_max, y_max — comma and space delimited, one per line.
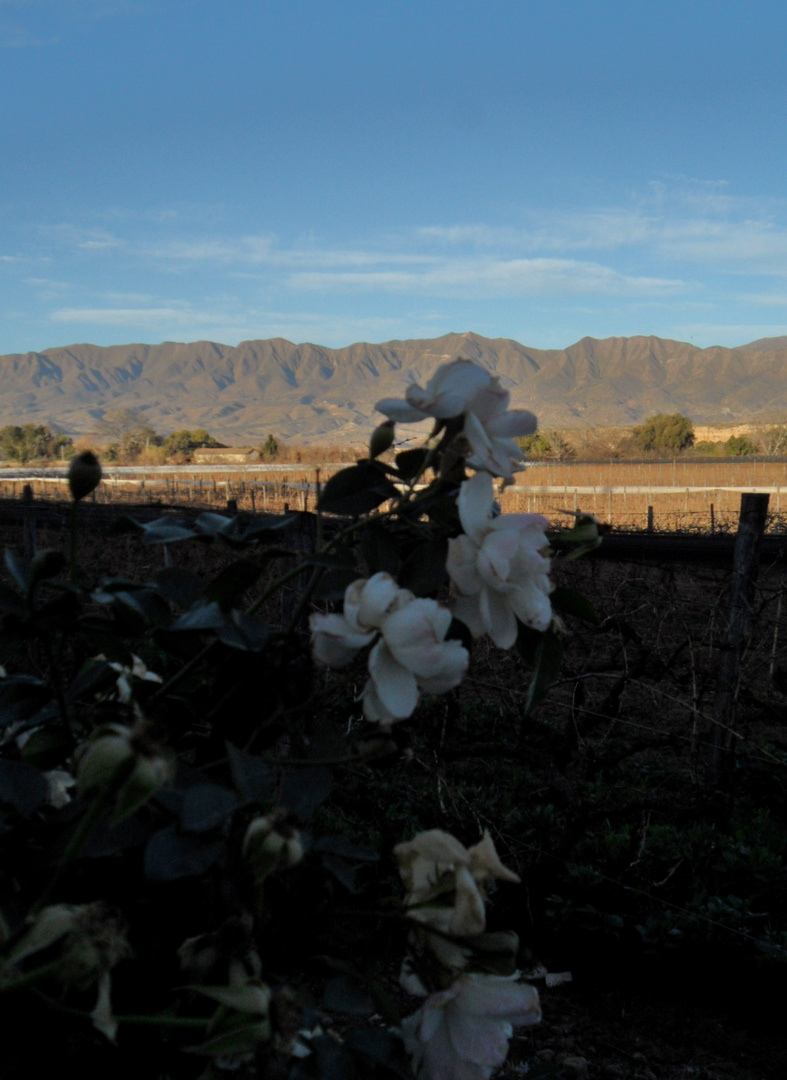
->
2, 331, 787, 446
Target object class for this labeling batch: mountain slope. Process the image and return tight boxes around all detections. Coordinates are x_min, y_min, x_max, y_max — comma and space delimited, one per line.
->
2, 332, 786, 445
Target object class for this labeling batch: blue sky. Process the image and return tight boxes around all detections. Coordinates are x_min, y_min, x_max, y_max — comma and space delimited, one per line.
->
4, 0, 787, 354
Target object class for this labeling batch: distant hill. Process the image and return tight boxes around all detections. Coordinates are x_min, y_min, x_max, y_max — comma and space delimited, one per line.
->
3, 331, 787, 446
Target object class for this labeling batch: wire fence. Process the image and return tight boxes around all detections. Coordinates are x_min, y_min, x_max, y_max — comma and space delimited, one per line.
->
3, 463, 787, 534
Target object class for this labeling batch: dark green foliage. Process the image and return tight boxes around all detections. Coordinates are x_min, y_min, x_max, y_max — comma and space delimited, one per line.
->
519, 430, 574, 460
633, 412, 695, 453
261, 432, 279, 459
725, 434, 757, 456
162, 427, 223, 457
0, 424, 73, 463
317, 462, 398, 516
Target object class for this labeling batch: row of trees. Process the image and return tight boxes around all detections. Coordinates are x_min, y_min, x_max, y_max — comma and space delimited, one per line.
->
93, 409, 225, 463
5, 411, 787, 466
520, 414, 787, 460
0, 425, 74, 464
0, 412, 228, 465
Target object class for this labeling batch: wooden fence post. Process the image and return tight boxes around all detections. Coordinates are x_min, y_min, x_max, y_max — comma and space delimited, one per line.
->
647, 505, 654, 533
708, 492, 770, 807
21, 484, 36, 558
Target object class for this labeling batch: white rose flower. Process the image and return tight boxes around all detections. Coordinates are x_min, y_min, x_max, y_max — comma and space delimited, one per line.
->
366, 599, 468, 722
375, 359, 537, 481
461, 382, 537, 482
310, 572, 412, 667
402, 973, 541, 1080
447, 472, 553, 649
310, 574, 468, 724
375, 359, 493, 424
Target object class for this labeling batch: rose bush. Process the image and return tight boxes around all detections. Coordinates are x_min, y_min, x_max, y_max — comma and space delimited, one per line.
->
0, 355, 599, 1079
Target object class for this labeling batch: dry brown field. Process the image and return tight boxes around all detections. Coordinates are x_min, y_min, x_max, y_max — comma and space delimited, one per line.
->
500, 459, 787, 532
2, 458, 787, 531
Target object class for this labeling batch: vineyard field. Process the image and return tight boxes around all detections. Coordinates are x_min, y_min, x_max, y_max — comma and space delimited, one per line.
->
2, 459, 787, 532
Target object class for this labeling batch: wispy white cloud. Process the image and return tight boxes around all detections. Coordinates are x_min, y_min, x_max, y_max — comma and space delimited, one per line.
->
290, 258, 685, 300
24, 276, 70, 289
420, 180, 787, 272
42, 224, 124, 251
45, 302, 440, 350
49, 306, 228, 328
0, 0, 144, 48
142, 234, 438, 269
739, 293, 787, 306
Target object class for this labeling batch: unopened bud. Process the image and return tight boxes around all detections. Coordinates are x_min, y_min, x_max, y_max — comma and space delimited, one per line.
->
68, 451, 102, 501
569, 513, 601, 547
8, 903, 80, 965
243, 810, 303, 882
369, 420, 395, 459
77, 724, 136, 795
76, 723, 171, 822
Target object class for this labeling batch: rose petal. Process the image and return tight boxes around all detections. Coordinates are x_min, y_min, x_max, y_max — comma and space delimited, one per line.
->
457, 471, 494, 545
375, 398, 431, 423
358, 572, 400, 628
446, 535, 484, 596
310, 613, 375, 667
479, 587, 518, 649
486, 409, 538, 438
368, 640, 419, 718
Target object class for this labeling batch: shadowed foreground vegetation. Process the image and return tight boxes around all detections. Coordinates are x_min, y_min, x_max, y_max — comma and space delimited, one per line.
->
0, 491, 784, 1079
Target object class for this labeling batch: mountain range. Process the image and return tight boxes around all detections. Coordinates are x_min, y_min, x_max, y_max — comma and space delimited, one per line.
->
3, 331, 787, 446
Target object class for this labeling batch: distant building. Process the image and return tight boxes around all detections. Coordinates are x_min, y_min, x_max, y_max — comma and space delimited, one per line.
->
192, 447, 261, 464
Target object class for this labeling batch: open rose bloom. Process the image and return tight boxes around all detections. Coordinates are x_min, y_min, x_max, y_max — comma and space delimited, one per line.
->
310, 573, 468, 725
447, 472, 553, 649
402, 973, 542, 1080
375, 358, 537, 481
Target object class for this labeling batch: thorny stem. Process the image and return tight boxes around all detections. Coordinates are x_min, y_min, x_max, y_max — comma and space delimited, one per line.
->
40, 635, 72, 742
0, 960, 65, 994
28, 776, 121, 920
31, 989, 211, 1029
68, 501, 79, 583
